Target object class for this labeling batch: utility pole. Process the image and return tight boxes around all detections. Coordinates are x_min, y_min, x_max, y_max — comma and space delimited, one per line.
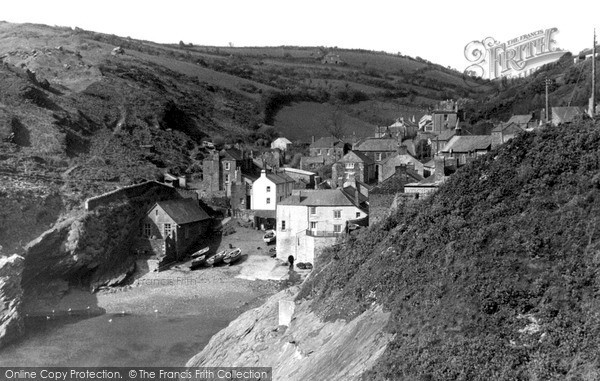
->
591, 28, 596, 118
545, 77, 551, 125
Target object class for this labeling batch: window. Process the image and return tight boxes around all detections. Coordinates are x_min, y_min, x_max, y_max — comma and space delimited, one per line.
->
225, 162, 230, 170
281, 220, 286, 230
225, 174, 230, 184
345, 162, 355, 169
266, 186, 271, 192
155, 210, 158, 216
266, 198, 271, 204
240, 198, 244, 205
316, 149, 321, 155
163, 223, 172, 238
334, 224, 342, 233
356, 212, 361, 218
310, 207, 316, 215
375, 153, 382, 161
143, 223, 152, 237
333, 210, 341, 219
310, 221, 317, 230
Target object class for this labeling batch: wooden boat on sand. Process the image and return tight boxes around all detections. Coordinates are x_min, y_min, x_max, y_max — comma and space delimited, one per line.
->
206, 250, 227, 266
223, 248, 242, 264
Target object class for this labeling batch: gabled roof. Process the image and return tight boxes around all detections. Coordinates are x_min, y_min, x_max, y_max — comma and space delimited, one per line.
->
221, 148, 243, 161
437, 129, 456, 141
507, 114, 533, 125
272, 137, 292, 144
552, 107, 585, 124
153, 199, 210, 225
492, 122, 525, 133
310, 137, 344, 149
381, 151, 420, 166
354, 138, 398, 152
280, 189, 364, 208
261, 171, 295, 185
337, 150, 374, 164
442, 135, 492, 153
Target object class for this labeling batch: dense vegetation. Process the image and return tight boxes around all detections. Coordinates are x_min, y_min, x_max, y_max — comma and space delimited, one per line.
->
299, 119, 600, 380
463, 53, 598, 123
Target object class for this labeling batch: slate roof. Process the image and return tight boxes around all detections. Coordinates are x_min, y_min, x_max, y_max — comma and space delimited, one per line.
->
337, 150, 374, 164
310, 137, 344, 149
272, 137, 292, 144
442, 135, 492, 153
507, 114, 533, 125
437, 129, 456, 141
155, 199, 210, 225
552, 107, 585, 124
265, 172, 295, 185
354, 138, 398, 152
221, 148, 243, 161
280, 189, 365, 208
492, 122, 524, 133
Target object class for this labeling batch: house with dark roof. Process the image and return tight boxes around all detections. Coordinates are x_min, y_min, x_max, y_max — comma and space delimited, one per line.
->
309, 137, 349, 158
505, 114, 537, 129
491, 122, 525, 148
200, 148, 254, 196
139, 199, 212, 263
379, 145, 425, 182
551, 106, 586, 126
440, 135, 492, 165
276, 188, 368, 265
331, 150, 376, 188
353, 137, 399, 164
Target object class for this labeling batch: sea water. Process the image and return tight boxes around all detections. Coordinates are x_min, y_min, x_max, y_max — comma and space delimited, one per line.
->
0, 311, 231, 366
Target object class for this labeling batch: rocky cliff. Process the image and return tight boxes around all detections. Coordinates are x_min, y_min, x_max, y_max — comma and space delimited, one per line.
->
0, 254, 24, 348
187, 286, 393, 381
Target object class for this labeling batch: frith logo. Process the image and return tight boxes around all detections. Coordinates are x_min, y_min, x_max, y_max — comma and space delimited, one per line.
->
464, 28, 564, 79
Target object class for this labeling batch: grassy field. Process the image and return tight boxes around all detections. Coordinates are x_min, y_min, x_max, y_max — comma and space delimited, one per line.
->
273, 101, 377, 142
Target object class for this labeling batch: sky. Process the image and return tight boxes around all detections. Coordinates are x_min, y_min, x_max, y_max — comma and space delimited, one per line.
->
1, 0, 598, 71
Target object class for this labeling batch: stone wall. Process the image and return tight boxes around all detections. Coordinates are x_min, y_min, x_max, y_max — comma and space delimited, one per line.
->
84, 181, 177, 211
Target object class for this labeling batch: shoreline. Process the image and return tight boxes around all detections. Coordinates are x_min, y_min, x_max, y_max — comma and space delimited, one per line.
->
1, 226, 307, 366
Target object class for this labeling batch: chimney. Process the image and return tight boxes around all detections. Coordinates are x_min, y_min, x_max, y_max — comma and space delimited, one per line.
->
395, 165, 407, 191
434, 156, 445, 182
311, 135, 315, 144
354, 180, 360, 206
260, 169, 267, 178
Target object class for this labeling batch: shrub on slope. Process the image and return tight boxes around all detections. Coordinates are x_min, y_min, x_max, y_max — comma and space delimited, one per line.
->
299, 120, 600, 380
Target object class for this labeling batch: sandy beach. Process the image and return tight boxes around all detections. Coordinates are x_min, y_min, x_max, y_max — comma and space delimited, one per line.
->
1, 224, 306, 366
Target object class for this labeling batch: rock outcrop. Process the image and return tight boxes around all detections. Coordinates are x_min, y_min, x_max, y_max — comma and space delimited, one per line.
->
0, 254, 24, 348
187, 286, 393, 381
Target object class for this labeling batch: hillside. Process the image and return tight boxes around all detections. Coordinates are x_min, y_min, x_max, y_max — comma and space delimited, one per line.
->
463, 52, 596, 122
296, 119, 600, 379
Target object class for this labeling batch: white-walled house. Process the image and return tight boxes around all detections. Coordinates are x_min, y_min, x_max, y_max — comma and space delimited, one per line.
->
270, 137, 292, 151
276, 189, 368, 265
251, 170, 295, 228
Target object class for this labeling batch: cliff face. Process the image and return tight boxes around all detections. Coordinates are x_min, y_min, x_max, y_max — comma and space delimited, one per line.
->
187, 286, 393, 381
0, 254, 24, 347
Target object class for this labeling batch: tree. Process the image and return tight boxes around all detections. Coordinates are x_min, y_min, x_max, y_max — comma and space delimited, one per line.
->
321, 106, 346, 139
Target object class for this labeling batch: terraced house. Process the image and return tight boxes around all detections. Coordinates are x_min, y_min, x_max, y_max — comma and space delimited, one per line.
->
276, 188, 368, 265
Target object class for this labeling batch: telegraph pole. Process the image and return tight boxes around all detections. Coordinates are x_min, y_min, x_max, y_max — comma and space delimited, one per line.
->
545, 77, 551, 124
591, 28, 596, 118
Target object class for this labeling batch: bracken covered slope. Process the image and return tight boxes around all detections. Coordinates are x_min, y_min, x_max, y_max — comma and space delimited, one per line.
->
299, 119, 600, 380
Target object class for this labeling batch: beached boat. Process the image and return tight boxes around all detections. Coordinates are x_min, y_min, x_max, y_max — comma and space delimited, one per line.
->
206, 250, 227, 266
190, 255, 207, 269
191, 247, 210, 258
263, 230, 276, 243
223, 248, 242, 264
